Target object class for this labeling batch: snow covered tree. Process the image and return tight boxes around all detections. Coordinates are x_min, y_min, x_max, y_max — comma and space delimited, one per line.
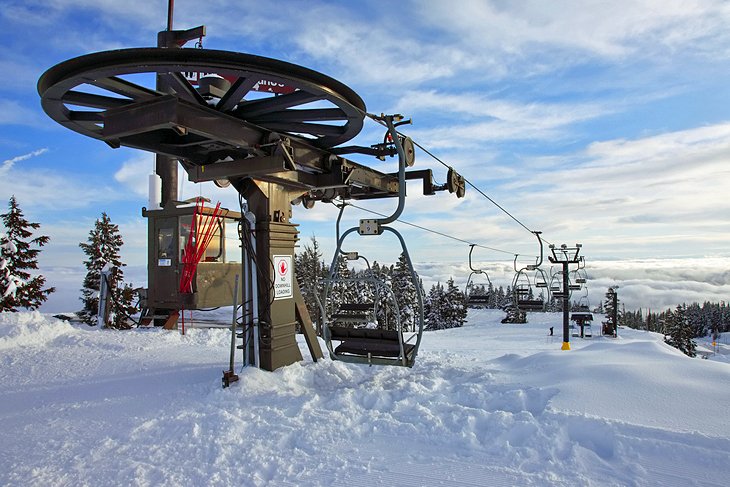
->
664, 304, 697, 357
424, 278, 466, 330
368, 262, 397, 330
501, 301, 526, 324
295, 236, 327, 331
424, 282, 445, 330
328, 254, 356, 316
391, 253, 421, 332
443, 277, 467, 328
0, 196, 54, 312
79, 212, 136, 328
602, 288, 619, 336
501, 286, 526, 324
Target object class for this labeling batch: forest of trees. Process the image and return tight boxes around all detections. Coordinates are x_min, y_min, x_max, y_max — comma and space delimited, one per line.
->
619, 300, 730, 357
295, 237, 466, 331
620, 301, 730, 338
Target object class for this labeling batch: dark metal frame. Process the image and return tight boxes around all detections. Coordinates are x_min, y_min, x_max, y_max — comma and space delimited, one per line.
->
548, 243, 583, 350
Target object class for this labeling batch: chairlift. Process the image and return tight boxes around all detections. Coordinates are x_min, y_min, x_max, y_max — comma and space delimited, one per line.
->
511, 232, 547, 312
322, 230, 421, 367
465, 244, 492, 306
575, 287, 591, 312
570, 264, 588, 287
320, 117, 423, 367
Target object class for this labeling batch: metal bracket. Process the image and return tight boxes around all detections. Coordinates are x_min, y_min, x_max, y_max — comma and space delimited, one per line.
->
358, 219, 381, 235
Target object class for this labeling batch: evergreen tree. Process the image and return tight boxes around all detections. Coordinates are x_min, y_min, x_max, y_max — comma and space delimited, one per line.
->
443, 277, 467, 327
501, 301, 527, 324
79, 212, 136, 328
486, 282, 496, 309
294, 236, 326, 331
369, 262, 397, 330
425, 282, 445, 330
664, 304, 697, 357
392, 253, 420, 331
0, 196, 54, 311
602, 288, 619, 336
326, 254, 352, 316
501, 285, 526, 323
495, 286, 506, 309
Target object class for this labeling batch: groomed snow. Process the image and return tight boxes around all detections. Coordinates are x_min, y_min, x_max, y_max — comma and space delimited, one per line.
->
1, 309, 728, 486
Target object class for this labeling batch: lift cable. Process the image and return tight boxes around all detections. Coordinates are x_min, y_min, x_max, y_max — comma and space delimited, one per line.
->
339, 201, 517, 257
361, 112, 554, 247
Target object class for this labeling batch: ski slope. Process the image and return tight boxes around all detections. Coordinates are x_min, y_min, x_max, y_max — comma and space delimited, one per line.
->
1, 309, 728, 486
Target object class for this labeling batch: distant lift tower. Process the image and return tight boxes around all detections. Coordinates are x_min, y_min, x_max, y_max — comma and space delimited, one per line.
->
548, 243, 583, 350
37, 22, 460, 373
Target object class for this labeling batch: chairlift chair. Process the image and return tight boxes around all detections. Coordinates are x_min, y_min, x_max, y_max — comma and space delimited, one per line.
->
573, 258, 588, 284
465, 244, 492, 307
512, 269, 542, 310
575, 288, 591, 313
320, 116, 423, 368
322, 229, 421, 367
510, 232, 549, 312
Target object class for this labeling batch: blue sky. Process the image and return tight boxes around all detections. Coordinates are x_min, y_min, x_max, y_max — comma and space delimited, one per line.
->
2, 1, 730, 312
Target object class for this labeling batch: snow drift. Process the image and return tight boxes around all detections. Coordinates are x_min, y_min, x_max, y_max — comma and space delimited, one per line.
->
0, 310, 728, 486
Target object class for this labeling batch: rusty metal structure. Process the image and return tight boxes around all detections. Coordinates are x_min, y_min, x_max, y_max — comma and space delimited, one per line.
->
37, 16, 460, 375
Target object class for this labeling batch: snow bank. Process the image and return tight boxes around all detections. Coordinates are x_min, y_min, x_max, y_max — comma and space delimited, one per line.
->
0, 311, 78, 349
0, 310, 728, 486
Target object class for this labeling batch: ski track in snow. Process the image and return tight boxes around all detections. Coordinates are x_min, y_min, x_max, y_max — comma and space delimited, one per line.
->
0, 310, 729, 486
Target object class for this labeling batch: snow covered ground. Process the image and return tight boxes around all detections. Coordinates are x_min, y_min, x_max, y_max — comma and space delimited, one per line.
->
1, 309, 728, 486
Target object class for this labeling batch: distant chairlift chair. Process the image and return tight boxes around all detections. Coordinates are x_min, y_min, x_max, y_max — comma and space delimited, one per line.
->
465, 244, 492, 307
512, 232, 547, 312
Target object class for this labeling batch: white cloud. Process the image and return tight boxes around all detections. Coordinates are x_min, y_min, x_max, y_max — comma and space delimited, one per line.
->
488, 122, 730, 253
0, 148, 48, 177
114, 154, 155, 198
394, 90, 612, 146
414, 0, 730, 62
0, 169, 122, 211
412, 256, 730, 313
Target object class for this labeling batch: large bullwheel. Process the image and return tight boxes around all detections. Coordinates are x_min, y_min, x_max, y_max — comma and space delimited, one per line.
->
38, 48, 366, 151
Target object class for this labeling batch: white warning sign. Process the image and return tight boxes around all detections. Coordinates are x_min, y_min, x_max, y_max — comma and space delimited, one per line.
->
272, 255, 293, 300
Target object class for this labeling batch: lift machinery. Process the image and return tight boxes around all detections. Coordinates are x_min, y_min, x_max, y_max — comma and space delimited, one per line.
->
37, 20, 462, 374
